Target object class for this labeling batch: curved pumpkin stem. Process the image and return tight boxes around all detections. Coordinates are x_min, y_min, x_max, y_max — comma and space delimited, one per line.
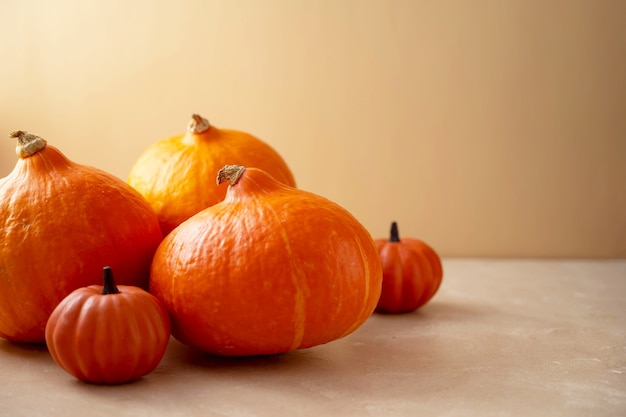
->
216, 165, 246, 186
389, 221, 401, 243
187, 114, 211, 134
10, 130, 48, 159
101, 266, 121, 295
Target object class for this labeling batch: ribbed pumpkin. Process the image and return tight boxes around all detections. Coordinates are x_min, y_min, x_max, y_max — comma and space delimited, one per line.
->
150, 165, 382, 356
45, 267, 171, 384
375, 221, 443, 313
127, 114, 296, 235
0, 131, 163, 343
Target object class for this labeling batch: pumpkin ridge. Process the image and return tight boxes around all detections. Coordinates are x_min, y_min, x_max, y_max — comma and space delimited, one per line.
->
107, 292, 143, 382
47, 293, 85, 378
340, 234, 372, 338
125, 289, 170, 377
400, 248, 428, 311
275, 222, 306, 351
73, 294, 100, 381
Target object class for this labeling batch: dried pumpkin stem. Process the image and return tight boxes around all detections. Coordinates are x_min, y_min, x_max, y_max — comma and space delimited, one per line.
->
216, 165, 246, 186
101, 267, 121, 295
390, 221, 401, 243
187, 114, 211, 134
10, 130, 48, 159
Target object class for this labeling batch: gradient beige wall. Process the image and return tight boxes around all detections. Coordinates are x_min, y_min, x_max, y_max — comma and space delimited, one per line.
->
1, 0, 625, 258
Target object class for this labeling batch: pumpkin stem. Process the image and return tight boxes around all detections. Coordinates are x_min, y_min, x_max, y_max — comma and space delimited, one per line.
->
390, 221, 401, 243
187, 114, 211, 134
101, 266, 121, 295
10, 130, 48, 159
217, 165, 246, 186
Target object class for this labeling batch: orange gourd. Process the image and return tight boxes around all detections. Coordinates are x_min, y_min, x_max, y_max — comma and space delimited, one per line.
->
45, 267, 171, 384
127, 114, 296, 235
0, 131, 163, 343
150, 165, 382, 356
375, 222, 443, 313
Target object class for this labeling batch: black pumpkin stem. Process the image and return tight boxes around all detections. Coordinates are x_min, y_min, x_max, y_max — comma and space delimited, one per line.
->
102, 266, 121, 295
390, 221, 401, 243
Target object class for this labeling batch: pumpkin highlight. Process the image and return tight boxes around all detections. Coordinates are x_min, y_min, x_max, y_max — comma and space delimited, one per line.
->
149, 165, 382, 356
127, 114, 296, 235
375, 221, 443, 313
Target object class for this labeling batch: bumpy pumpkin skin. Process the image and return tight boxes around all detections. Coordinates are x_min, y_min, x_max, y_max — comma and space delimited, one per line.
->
375, 222, 443, 314
45, 268, 171, 384
0, 132, 163, 343
150, 166, 382, 356
127, 114, 296, 235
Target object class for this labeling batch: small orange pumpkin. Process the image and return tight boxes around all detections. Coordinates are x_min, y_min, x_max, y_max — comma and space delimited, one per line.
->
150, 165, 382, 356
45, 267, 171, 384
127, 114, 296, 235
375, 222, 443, 313
0, 131, 163, 343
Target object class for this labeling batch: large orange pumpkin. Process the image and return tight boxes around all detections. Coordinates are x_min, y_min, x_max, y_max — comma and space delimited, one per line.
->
375, 221, 443, 313
0, 131, 163, 343
127, 114, 296, 235
150, 165, 382, 356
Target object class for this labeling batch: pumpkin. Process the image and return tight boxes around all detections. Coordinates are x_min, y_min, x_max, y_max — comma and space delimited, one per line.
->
127, 114, 296, 235
0, 131, 163, 343
149, 165, 382, 356
45, 266, 171, 384
375, 221, 443, 313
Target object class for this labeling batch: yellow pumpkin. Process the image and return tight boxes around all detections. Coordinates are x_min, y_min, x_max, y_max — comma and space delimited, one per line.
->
127, 114, 295, 235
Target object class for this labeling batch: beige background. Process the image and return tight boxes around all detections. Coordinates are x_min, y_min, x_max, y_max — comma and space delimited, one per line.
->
1, 0, 624, 258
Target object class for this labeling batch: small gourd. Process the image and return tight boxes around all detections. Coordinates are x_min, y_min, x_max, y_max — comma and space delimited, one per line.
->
127, 114, 296, 235
45, 267, 171, 384
375, 221, 443, 313
149, 165, 382, 356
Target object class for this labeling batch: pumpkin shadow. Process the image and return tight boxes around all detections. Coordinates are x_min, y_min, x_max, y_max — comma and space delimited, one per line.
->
166, 337, 320, 371
374, 297, 497, 321
68, 374, 153, 389
163, 298, 495, 371
0, 338, 49, 356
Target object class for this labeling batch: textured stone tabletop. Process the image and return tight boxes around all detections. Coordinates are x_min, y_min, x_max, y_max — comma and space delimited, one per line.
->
2, 259, 625, 416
